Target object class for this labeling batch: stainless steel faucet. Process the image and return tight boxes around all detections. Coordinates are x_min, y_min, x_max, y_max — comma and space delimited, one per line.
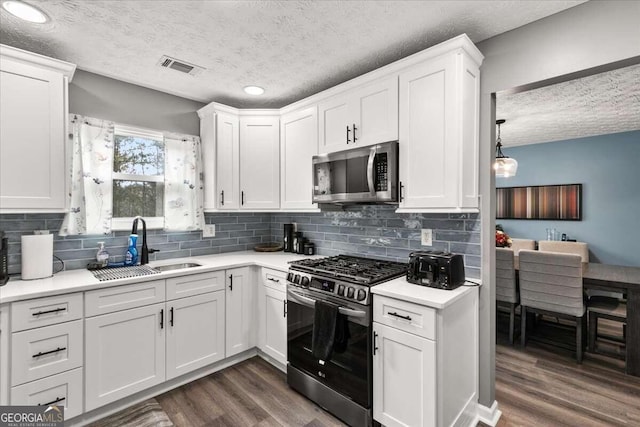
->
131, 216, 159, 265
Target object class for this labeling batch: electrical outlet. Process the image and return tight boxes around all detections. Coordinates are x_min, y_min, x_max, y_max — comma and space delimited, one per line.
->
421, 229, 433, 246
202, 224, 216, 238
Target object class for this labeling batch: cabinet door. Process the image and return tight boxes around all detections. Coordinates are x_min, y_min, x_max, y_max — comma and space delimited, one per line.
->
166, 292, 225, 380
0, 58, 66, 211
239, 116, 280, 209
225, 267, 254, 357
216, 112, 240, 210
398, 54, 459, 209
352, 77, 398, 147
318, 93, 351, 154
85, 303, 165, 411
280, 106, 318, 210
373, 322, 436, 427
259, 286, 287, 366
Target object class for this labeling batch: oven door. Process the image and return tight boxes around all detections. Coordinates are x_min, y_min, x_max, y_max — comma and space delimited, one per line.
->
287, 287, 371, 408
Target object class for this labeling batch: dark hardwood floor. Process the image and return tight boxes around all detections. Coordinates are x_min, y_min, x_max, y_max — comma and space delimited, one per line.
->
156, 357, 346, 426
495, 312, 640, 426
153, 316, 640, 427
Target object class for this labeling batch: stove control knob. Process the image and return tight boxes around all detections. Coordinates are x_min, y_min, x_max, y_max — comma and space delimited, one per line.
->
300, 276, 310, 287
337, 285, 345, 296
356, 289, 367, 301
347, 287, 355, 299
287, 272, 294, 282
294, 274, 301, 285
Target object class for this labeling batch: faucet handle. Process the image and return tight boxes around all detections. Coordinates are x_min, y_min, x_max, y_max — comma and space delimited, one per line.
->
148, 248, 160, 254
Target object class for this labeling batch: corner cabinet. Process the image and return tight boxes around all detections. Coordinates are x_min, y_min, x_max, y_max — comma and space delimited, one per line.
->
199, 104, 279, 211
0, 44, 76, 212
318, 76, 398, 154
225, 267, 256, 357
239, 116, 280, 209
397, 43, 482, 212
280, 106, 318, 210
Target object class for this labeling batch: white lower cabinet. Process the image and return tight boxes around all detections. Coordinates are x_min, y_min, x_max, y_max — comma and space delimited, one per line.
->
166, 292, 225, 380
259, 286, 287, 365
11, 368, 83, 419
373, 323, 436, 427
85, 303, 166, 411
225, 267, 255, 357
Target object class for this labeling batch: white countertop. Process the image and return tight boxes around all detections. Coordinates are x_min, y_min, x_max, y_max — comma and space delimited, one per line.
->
0, 251, 322, 304
371, 277, 480, 309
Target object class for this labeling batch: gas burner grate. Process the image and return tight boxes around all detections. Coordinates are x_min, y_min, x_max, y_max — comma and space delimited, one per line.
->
289, 255, 407, 285
90, 265, 160, 281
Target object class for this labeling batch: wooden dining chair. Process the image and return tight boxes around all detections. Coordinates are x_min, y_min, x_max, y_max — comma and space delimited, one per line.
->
496, 247, 518, 344
509, 238, 536, 255
537, 241, 589, 263
518, 250, 586, 363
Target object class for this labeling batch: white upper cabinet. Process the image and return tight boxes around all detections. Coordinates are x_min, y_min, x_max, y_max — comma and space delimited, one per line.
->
397, 45, 481, 212
318, 76, 398, 154
199, 105, 279, 211
0, 45, 75, 212
280, 106, 318, 210
216, 112, 241, 210
240, 116, 280, 209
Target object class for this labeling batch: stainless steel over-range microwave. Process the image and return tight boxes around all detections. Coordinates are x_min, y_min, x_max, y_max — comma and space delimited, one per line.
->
312, 141, 399, 204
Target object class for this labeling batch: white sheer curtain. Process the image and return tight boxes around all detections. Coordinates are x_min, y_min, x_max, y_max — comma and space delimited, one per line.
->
163, 133, 205, 231
59, 115, 115, 236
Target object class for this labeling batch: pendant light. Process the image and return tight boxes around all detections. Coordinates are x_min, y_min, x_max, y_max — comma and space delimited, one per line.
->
494, 119, 518, 178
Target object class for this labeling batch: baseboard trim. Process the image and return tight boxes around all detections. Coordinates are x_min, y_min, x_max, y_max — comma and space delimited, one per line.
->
475, 400, 502, 426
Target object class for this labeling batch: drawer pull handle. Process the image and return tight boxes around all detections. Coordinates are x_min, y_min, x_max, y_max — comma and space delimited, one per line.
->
38, 396, 65, 406
389, 311, 412, 321
267, 277, 280, 283
32, 347, 66, 358
32, 307, 66, 316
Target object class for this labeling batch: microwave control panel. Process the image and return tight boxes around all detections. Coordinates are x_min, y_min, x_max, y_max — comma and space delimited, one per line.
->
375, 153, 388, 192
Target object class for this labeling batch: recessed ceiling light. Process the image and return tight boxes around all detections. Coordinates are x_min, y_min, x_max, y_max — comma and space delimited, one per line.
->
2, 1, 49, 23
243, 86, 265, 96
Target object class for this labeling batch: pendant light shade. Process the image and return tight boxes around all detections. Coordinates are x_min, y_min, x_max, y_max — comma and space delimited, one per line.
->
494, 119, 518, 178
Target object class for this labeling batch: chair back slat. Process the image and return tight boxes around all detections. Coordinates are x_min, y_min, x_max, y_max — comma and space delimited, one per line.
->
519, 250, 584, 317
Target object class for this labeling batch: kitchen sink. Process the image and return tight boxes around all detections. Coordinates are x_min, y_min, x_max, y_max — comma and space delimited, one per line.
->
153, 262, 202, 272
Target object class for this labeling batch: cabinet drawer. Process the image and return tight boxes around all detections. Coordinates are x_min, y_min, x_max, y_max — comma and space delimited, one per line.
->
262, 268, 286, 292
11, 320, 83, 386
85, 280, 165, 317
11, 367, 83, 419
373, 295, 436, 340
166, 271, 225, 300
11, 293, 83, 332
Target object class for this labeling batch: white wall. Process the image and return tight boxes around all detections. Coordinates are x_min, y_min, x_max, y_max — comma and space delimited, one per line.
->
69, 70, 205, 135
476, 0, 640, 408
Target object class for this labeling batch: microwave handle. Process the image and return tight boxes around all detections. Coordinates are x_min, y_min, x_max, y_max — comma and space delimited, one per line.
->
286, 290, 366, 318
367, 147, 376, 196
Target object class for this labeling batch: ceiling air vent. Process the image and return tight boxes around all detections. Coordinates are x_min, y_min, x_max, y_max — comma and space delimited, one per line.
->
157, 55, 204, 76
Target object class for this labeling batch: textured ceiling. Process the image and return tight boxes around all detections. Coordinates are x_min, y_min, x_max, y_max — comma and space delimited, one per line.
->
496, 64, 640, 147
0, 0, 585, 108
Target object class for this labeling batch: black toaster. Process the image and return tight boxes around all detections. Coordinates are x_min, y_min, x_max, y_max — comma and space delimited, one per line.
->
407, 251, 465, 290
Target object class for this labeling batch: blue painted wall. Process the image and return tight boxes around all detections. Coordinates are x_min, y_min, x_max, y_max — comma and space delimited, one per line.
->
496, 130, 640, 267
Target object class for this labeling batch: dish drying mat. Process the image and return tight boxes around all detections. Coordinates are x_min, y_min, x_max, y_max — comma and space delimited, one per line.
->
91, 265, 160, 281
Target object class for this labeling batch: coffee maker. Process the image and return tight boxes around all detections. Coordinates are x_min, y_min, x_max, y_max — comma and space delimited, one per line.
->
283, 224, 294, 252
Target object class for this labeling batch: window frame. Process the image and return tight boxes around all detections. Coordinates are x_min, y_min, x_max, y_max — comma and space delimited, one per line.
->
111, 124, 165, 231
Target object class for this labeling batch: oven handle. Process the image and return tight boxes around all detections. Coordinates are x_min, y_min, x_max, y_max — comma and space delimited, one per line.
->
286, 290, 367, 318
367, 147, 376, 196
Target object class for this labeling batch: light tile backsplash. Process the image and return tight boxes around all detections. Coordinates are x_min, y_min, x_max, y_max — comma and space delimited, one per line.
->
1, 207, 480, 279
270, 205, 481, 279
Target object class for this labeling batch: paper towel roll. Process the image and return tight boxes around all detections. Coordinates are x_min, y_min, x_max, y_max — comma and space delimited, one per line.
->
21, 234, 54, 280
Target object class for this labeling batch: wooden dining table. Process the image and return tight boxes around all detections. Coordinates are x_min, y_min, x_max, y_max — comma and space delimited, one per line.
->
514, 256, 640, 376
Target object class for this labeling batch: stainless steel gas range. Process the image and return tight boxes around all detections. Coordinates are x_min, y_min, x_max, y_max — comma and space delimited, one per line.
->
286, 255, 407, 426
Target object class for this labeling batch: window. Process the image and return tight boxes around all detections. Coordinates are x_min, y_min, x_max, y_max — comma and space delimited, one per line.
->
111, 125, 165, 230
